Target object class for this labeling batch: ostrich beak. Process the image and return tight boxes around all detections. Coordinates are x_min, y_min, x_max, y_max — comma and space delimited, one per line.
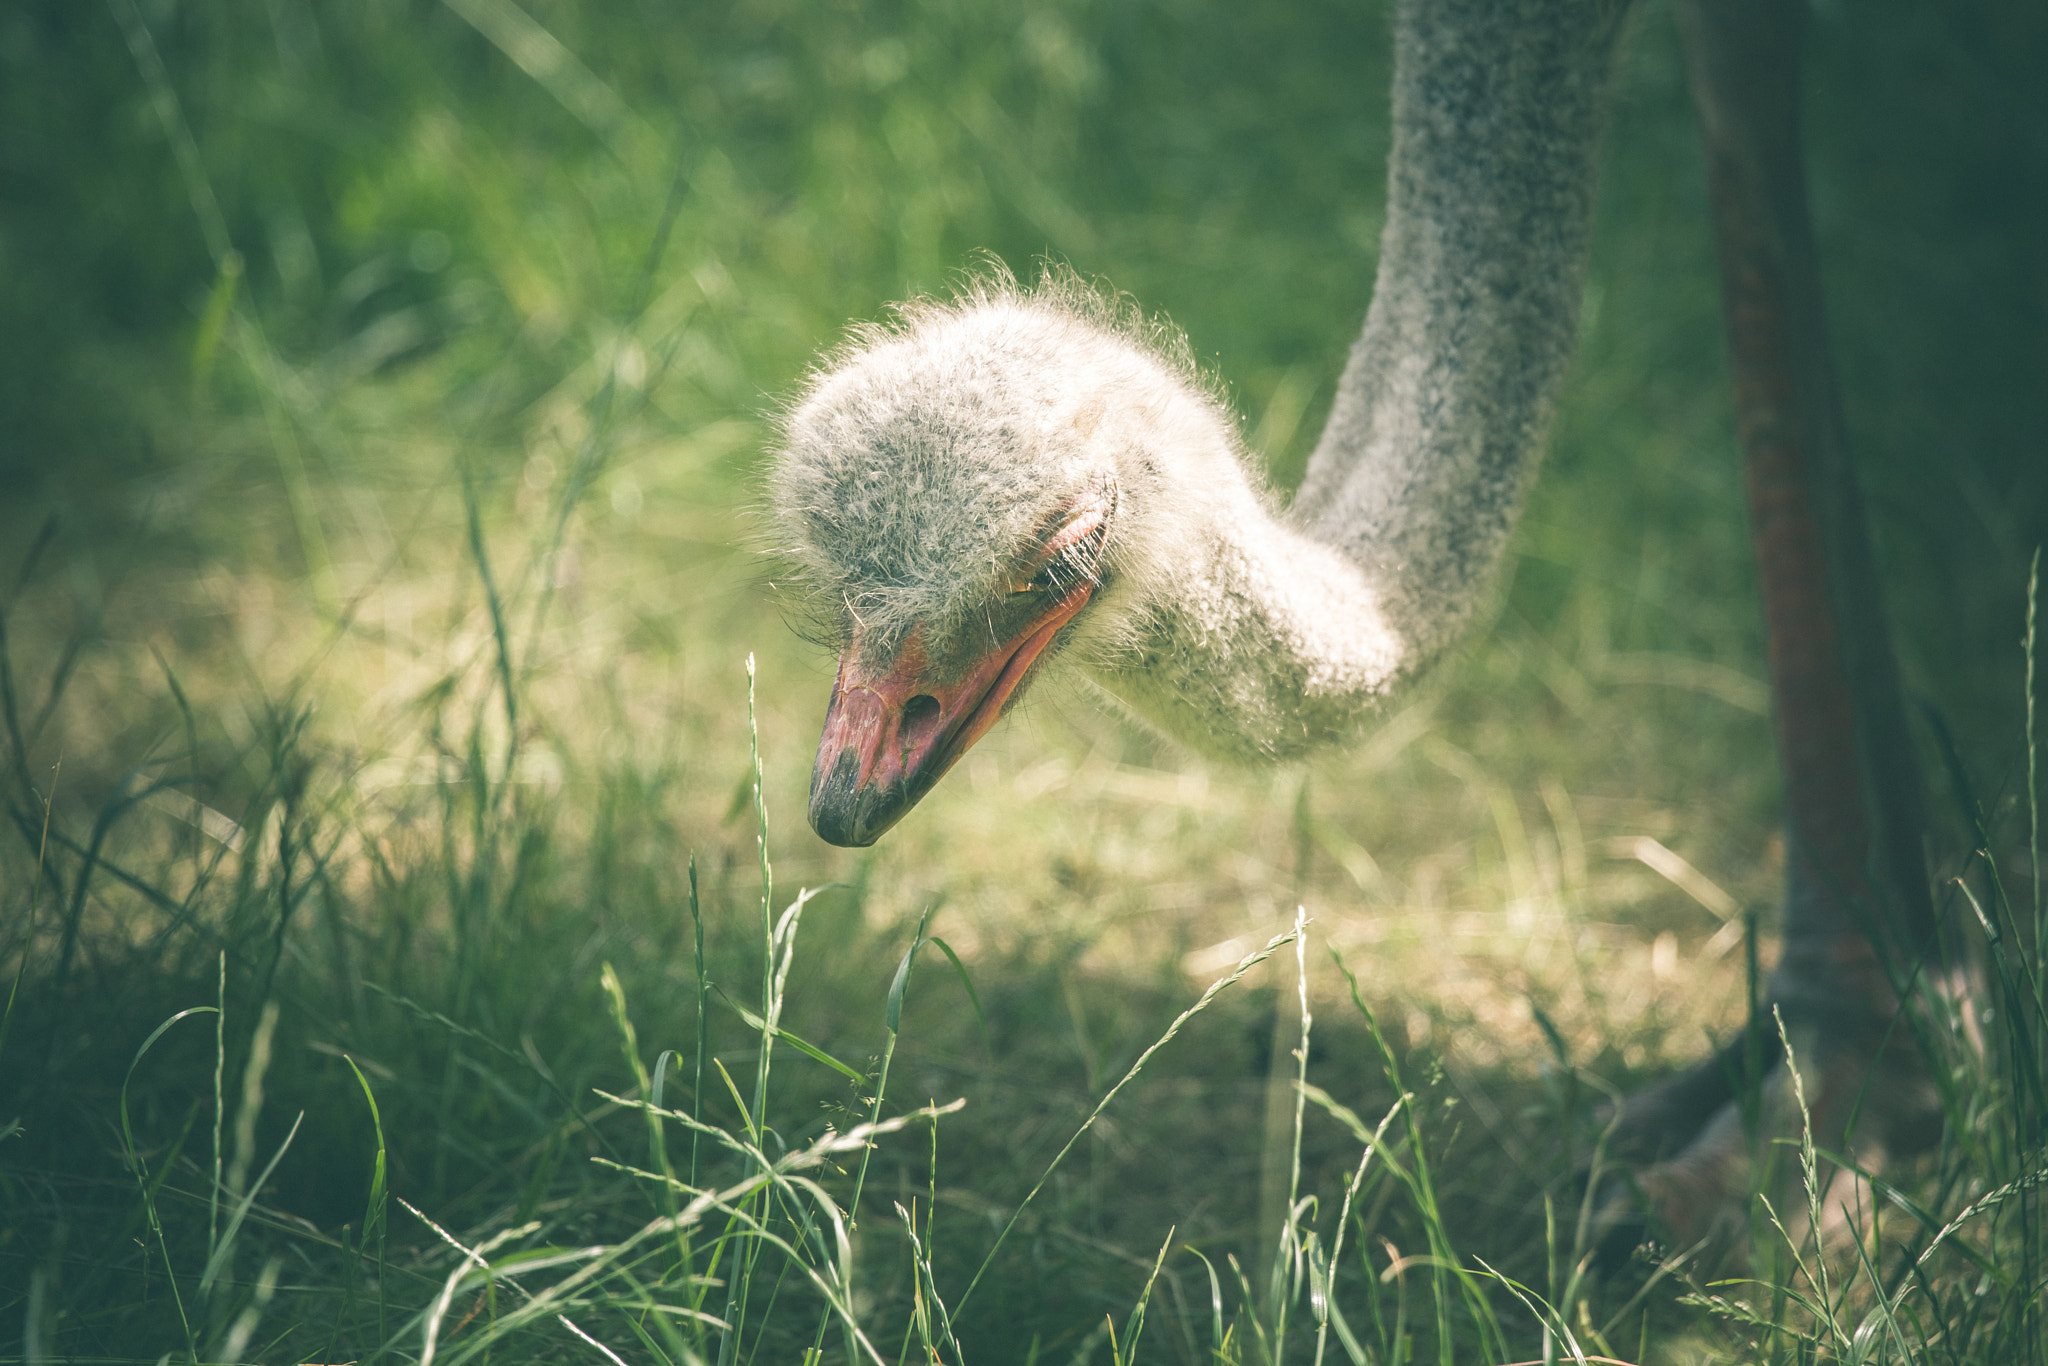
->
808, 582, 1094, 847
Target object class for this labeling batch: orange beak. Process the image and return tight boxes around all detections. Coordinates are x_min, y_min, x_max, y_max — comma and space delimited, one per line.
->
807, 581, 1094, 847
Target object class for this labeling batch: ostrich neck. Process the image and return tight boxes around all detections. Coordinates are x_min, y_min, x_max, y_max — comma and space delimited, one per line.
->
1081, 506, 1409, 763
1292, 0, 1621, 671
1078, 0, 1620, 762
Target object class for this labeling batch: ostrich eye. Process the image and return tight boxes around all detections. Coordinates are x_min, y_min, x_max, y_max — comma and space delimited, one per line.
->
1009, 485, 1112, 599
1008, 567, 1060, 596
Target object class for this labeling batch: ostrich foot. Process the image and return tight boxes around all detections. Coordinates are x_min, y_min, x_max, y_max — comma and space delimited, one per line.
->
1592, 1013, 1944, 1267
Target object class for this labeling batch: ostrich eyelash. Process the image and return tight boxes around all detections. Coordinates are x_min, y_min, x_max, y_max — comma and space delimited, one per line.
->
1009, 520, 1109, 597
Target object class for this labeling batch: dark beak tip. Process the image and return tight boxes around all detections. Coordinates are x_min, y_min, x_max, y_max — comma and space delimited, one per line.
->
807, 793, 878, 848
811, 821, 876, 850
808, 801, 892, 849
807, 744, 897, 847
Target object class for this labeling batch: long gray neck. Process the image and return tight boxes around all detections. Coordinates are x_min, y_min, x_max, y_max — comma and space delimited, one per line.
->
1082, 501, 1410, 764
1291, 0, 1622, 670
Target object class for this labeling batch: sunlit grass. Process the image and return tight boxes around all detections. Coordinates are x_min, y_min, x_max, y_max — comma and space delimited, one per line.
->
1, 0, 2042, 1360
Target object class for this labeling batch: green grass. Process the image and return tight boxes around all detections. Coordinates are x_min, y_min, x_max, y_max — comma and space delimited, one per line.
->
1, 0, 2044, 1361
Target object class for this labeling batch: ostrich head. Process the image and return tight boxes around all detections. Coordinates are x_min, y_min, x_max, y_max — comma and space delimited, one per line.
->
772, 282, 1250, 847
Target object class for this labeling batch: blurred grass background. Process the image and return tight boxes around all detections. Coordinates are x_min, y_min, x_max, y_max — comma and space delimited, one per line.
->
0, 0, 2043, 1360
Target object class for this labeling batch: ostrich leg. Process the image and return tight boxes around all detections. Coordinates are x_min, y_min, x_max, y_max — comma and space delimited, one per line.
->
1686, 0, 1940, 1024
1612, 0, 1947, 1238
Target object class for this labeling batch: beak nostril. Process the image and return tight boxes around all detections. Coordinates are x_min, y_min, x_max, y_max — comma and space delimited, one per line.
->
900, 694, 942, 746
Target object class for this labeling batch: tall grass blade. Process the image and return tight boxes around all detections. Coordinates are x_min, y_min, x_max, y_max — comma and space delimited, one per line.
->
198, 1109, 304, 1301
105, 0, 230, 262
809, 900, 936, 1363
898, 1199, 966, 1366
1267, 907, 1312, 1360
1299, 1091, 1400, 1366
1115, 1226, 1174, 1366
190, 251, 242, 397
461, 459, 520, 757
216, 1255, 282, 1365
209, 952, 225, 1260
602, 961, 676, 1190
691, 854, 708, 1189
2026, 550, 2046, 1366
439, 0, 645, 161
955, 923, 1299, 1317
119, 1005, 219, 1364
1183, 1244, 1228, 1361
0, 758, 56, 1075
719, 652, 778, 1366
347, 1054, 391, 1344
2028, 547, 2041, 979
926, 936, 992, 1055
1332, 954, 1507, 1364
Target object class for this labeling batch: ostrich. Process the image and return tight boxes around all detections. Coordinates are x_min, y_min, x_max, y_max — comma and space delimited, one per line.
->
772, 0, 1947, 1241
